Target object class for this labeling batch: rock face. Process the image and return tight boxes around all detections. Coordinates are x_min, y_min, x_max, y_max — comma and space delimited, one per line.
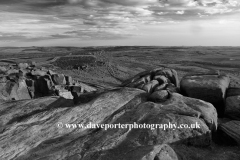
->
0, 79, 31, 101
225, 96, 240, 120
219, 121, 240, 145
180, 74, 230, 117
0, 65, 96, 101
51, 74, 66, 85
123, 68, 179, 94
226, 87, 240, 97
0, 87, 217, 160
149, 90, 169, 102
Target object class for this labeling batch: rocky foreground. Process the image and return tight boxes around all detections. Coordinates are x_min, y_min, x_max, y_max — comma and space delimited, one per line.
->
0, 65, 240, 160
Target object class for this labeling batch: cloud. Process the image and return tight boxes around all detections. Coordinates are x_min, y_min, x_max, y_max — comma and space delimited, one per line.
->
0, 0, 239, 42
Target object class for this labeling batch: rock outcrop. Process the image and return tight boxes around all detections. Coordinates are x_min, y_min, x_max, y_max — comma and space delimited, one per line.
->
0, 64, 96, 101
122, 68, 179, 94
0, 87, 218, 160
180, 74, 230, 117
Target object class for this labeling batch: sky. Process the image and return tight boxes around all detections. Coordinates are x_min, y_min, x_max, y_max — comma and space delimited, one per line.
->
0, 0, 240, 47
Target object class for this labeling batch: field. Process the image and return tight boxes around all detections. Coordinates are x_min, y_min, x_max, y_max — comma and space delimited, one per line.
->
1, 46, 239, 88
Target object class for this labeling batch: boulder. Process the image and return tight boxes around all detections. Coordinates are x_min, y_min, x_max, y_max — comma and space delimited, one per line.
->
51, 74, 66, 85
18, 63, 28, 69
155, 69, 179, 87
180, 74, 230, 117
54, 85, 73, 99
154, 83, 168, 92
142, 80, 159, 93
31, 69, 46, 77
0, 81, 16, 100
74, 82, 97, 93
153, 75, 169, 84
0, 88, 145, 160
65, 75, 73, 85
0, 87, 218, 160
225, 96, 240, 120
58, 91, 73, 99
219, 121, 240, 145
16, 80, 31, 100
35, 75, 54, 96
0, 80, 31, 101
47, 70, 57, 76
121, 68, 179, 88
70, 86, 84, 93
149, 90, 169, 102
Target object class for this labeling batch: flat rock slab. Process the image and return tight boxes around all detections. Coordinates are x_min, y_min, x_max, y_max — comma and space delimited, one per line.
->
0, 89, 217, 160
180, 74, 230, 117
225, 96, 240, 120
219, 121, 240, 145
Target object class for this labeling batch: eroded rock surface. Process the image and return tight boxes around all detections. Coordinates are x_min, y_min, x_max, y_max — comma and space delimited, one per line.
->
0, 64, 96, 101
180, 74, 230, 117
225, 96, 240, 120
0, 87, 218, 160
122, 68, 179, 95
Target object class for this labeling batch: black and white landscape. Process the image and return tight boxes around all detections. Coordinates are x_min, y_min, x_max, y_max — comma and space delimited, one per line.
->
0, 0, 240, 160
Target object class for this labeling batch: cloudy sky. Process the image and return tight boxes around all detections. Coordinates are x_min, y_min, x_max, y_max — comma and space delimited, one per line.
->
0, 0, 239, 47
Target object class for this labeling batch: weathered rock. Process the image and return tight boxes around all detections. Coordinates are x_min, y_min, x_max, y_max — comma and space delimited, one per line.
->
47, 70, 57, 75
226, 87, 240, 97
65, 75, 73, 85
136, 83, 145, 90
25, 79, 35, 98
0, 87, 218, 160
35, 75, 54, 96
54, 85, 74, 99
153, 75, 169, 84
155, 69, 179, 87
142, 80, 159, 93
0, 88, 145, 160
6, 69, 19, 75
154, 83, 168, 92
166, 83, 179, 93
141, 144, 178, 160
182, 95, 218, 131
225, 96, 240, 120
219, 121, 240, 145
52, 74, 66, 85
75, 82, 97, 92
31, 69, 46, 77
149, 90, 169, 102
18, 63, 28, 69
0, 80, 31, 101
7, 72, 20, 82
70, 86, 84, 93
180, 74, 230, 117
16, 80, 31, 100
58, 91, 73, 99
121, 68, 179, 88
127, 77, 146, 88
